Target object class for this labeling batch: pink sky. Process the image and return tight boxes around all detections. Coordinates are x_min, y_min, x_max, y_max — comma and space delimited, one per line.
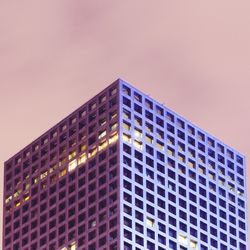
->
1, 0, 250, 246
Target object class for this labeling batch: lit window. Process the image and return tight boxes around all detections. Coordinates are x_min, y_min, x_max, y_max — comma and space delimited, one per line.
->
122, 133, 131, 143
40, 171, 48, 180
156, 141, 164, 151
123, 122, 131, 131
88, 147, 97, 158
68, 159, 77, 172
15, 200, 21, 207
98, 130, 107, 139
146, 135, 153, 144
24, 194, 30, 201
69, 241, 76, 250
209, 172, 215, 180
134, 128, 142, 138
190, 240, 197, 249
110, 122, 118, 131
134, 140, 143, 150
109, 132, 118, 144
68, 151, 76, 160
178, 234, 187, 245
99, 140, 108, 151
168, 147, 174, 156
14, 189, 21, 198
188, 160, 195, 168
59, 168, 67, 177
78, 153, 87, 164
5, 195, 12, 204
146, 217, 154, 227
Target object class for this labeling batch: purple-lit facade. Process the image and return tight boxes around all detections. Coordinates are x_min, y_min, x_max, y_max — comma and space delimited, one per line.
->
3, 79, 248, 250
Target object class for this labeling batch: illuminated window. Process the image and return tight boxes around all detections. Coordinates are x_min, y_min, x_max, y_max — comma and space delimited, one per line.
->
168, 147, 175, 156
78, 153, 87, 164
146, 217, 154, 227
156, 141, 164, 151
110, 111, 117, 120
190, 240, 197, 249
98, 130, 107, 139
123, 133, 131, 143
109, 132, 118, 144
5, 195, 12, 204
14, 189, 21, 198
146, 135, 153, 144
123, 122, 131, 131
68, 159, 77, 172
134, 140, 143, 150
24, 194, 30, 201
178, 234, 187, 245
209, 172, 215, 180
88, 147, 97, 158
40, 171, 48, 180
99, 140, 108, 151
68, 151, 76, 160
134, 128, 142, 138
110, 122, 118, 131
69, 241, 76, 250
15, 200, 21, 207
59, 168, 67, 177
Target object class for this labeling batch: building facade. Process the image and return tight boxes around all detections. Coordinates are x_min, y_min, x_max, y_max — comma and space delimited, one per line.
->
3, 79, 248, 250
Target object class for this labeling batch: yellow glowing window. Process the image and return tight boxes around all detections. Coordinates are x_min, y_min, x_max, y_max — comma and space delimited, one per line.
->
134, 140, 143, 150
24, 183, 30, 190
98, 130, 107, 139
15, 201, 21, 207
190, 240, 197, 249
5, 195, 12, 204
109, 132, 118, 144
198, 166, 205, 174
110, 122, 118, 131
168, 148, 174, 156
59, 157, 67, 167
178, 154, 185, 162
198, 157, 204, 163
188, 160, 195, 168
156, 142, 164, 151
69, 242, 76, 250
24, 194, 30, 201
79, 153, 87, 164
99, 140, 108, 151
68, 151, 76, 160
14, 190, 21, 198
49, 163, 57, 173
123, 133, 131, 143
123, 122, 131, 131
134, 129, 142, 138
145, 135, 153, 144
68, 159, 78, 172
61, 247, 67, 250
89, 147, 97, 158
40, 171, 48, 180
110, 111, 117, 119
80, 144, 87, 152
209, 172, 215, 180
146, 217, 154, 227
33, 177, 39, 184
178, 234, 187, 245
59, 168, 67, 177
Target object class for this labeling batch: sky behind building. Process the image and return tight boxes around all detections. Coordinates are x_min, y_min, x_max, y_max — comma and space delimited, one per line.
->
1, 0, 250, 247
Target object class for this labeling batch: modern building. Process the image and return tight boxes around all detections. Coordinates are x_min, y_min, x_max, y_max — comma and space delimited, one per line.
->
3, 79, 248, 250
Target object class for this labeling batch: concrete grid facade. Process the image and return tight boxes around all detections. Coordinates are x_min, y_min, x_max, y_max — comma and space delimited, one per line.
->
3, 79, 248, 250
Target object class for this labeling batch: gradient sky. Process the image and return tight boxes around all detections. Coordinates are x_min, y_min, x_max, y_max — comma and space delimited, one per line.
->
1, 0, 250, 246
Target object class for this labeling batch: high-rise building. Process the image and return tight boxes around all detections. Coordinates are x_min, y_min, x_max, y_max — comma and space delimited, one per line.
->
3, 79, 248, 250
